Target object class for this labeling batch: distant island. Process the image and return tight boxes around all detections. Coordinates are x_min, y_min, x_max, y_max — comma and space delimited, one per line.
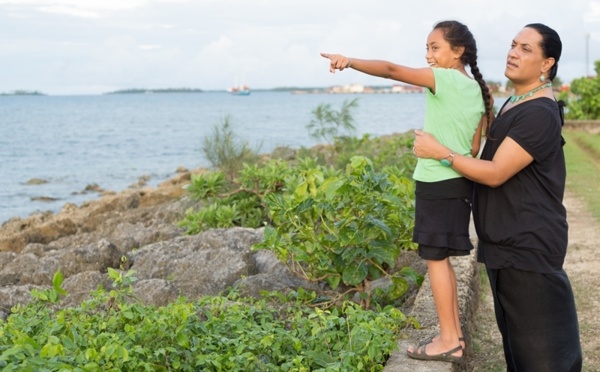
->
0, 90, 45, 96
0, 84, 431, 96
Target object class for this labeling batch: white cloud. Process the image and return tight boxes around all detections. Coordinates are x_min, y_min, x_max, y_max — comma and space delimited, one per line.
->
38, 5, 100, 18
587, 1, 600, 21
1, 0, 599, 94
0, 0, 148, 10
139, 44, 161, 50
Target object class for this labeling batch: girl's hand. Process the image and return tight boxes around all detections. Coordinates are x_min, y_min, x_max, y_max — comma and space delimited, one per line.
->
413, 130, 446, 159
320, 53, 351, 73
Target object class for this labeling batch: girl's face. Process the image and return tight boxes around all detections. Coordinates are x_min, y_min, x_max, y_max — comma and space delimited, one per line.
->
425, 28, 463, 69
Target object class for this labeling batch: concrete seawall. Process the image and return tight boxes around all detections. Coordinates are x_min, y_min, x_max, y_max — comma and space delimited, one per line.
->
564, 120, 600, 133
384, 226, 480, 372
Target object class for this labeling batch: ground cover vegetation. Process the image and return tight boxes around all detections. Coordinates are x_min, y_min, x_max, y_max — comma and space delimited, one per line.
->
0, 269, 407, 371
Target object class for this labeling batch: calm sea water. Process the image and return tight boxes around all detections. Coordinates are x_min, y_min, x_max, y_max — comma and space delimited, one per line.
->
0, 91, 426, 224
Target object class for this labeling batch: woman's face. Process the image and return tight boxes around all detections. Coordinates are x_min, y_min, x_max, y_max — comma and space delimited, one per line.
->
504, 27, 546, 84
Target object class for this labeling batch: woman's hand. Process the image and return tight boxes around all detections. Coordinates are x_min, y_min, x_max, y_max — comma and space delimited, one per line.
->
413, 130, 447, 160
320, 53, 351, 73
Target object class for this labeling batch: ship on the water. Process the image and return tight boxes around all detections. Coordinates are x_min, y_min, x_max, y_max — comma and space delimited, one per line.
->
228, 84, 250, 96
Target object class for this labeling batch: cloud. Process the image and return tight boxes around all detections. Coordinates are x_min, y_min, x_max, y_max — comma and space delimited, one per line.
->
587, 1, 600, 22
0, 0, 148, 10
139, 44, 162, 50
1, 0, 151, 21
38, 5, 100, 18
1, 0, 599, 94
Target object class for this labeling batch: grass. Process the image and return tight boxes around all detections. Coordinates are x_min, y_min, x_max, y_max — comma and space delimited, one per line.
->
563, 130, 600, 219
468, 267, 506, 372
563, 129, 600, 372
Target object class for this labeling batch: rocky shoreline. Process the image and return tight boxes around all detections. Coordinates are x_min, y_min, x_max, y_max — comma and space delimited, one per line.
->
0, 169, 296, 313
0, 167, 423, 318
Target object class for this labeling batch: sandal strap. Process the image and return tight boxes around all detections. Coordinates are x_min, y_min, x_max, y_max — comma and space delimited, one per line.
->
417, 336, 435, 347
441, 344, 463, 357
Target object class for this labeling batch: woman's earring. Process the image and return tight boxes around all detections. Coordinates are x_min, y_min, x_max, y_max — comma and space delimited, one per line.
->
540, 75, 546, 82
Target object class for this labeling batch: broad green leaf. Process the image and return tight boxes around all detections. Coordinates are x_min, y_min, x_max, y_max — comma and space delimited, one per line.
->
318, 177, 343, 199
52, 271, 64, 289
342, 264, 368, 286
366, 245, 396, 267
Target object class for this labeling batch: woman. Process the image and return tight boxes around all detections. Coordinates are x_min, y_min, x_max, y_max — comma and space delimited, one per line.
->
413, 23, 582, 371
322, 20, 493, 363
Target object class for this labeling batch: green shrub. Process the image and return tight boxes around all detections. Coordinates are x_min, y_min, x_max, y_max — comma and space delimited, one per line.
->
179, 160, 297, 234
202, 115, 260, 180
254, 156, 418, 308
561, 60, 600, 120
306, 98, 359, 144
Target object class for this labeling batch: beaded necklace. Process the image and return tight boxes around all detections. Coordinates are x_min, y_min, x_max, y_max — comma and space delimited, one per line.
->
509, 82, 552, 103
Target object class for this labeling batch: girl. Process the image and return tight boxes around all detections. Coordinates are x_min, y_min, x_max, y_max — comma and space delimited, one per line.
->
321, 20, 493, 363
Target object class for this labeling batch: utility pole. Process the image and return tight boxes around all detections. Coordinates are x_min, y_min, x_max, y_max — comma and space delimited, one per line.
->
586, 33, 590, 77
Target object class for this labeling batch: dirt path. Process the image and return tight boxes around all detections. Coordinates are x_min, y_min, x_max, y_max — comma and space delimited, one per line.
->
470, 189, 600, 371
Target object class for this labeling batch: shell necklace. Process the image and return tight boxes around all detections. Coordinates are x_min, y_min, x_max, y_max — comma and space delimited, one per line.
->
509, 82, 552, 103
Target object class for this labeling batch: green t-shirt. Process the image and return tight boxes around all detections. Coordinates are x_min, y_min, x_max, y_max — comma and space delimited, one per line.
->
413, 68, 485, 182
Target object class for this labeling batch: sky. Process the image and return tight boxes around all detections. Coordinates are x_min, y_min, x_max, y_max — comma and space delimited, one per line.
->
1, 0, 599, 95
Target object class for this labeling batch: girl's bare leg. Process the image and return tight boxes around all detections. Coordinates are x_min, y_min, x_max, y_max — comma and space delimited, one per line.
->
407, 258, 462, 356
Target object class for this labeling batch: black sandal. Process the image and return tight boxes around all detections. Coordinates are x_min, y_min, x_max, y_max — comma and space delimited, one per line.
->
407, 338, 463, 363
418, 335, 464, 347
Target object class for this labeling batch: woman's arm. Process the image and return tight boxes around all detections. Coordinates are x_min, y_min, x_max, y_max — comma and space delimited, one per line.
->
320, 53, 435, 90
471, 90, 495, 157
413, 130, 533, 187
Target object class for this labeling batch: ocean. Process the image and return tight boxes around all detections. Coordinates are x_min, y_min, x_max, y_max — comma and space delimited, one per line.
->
0, 91, 426, 224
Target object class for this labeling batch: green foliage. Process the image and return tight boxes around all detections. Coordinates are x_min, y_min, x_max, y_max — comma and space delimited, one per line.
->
179, 160, 297, 234
0, 274, 406, 371
562, 60, 600, 120
202, 115, 260, 180
328, 132, 416, 171
255, 156, 418, 308
180, 153, 419, 307
306, 98, 359, 144
293, 131, 416, 180
30, 271, 68, 304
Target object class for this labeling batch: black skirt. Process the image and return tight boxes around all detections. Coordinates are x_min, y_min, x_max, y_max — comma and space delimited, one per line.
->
487, 267, 582, 371
412, 178, 474, 260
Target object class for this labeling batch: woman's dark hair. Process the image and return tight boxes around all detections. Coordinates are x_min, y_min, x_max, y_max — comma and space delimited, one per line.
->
524, 23, 562, 81
434, 20, 493, 137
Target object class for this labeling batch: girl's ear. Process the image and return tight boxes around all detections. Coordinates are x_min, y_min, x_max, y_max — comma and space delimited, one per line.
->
453, 46, 465, 60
